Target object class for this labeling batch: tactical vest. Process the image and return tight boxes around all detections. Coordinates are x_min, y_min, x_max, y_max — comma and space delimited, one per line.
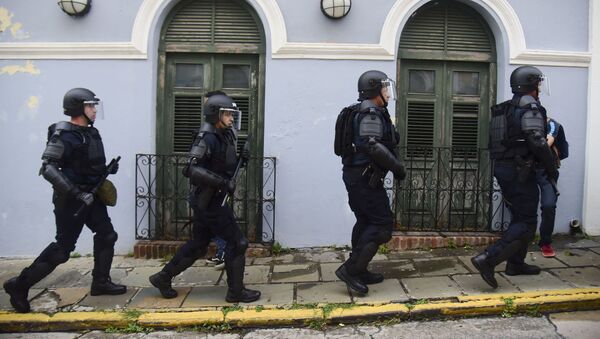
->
192, 123, 238, 179
344, 107, 398, 166
49, 122, 106, 184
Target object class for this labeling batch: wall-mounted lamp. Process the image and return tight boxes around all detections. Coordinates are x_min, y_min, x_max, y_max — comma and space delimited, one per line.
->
321, 0, 351, 19
57, 0, 92, 17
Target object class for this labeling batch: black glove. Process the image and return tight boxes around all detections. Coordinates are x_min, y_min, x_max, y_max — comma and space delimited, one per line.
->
71, 187, 94, 206
108, 163, 119, 175
224, 179, 236, 195
393, 165, 406, 181
546, 167, 559, 182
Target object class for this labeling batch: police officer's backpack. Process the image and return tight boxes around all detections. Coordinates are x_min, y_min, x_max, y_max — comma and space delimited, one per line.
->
488, 100, 513, 160
553, 121, 569, 160
334, 103, 360, 157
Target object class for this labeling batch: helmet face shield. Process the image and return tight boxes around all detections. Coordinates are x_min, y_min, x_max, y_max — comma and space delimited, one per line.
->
218, 107, 241, 130
83, 99, 103, 121
538, 75, 550, 96
381, 79, 397, 102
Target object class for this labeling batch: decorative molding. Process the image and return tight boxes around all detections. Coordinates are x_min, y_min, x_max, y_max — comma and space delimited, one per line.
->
0, 0, 592, 67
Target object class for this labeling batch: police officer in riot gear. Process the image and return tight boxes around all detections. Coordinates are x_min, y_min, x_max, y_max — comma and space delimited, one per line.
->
149, 93, 260, 303
471, 66, 558, 288
3, 88, 126, 313
336, 70, 406, 294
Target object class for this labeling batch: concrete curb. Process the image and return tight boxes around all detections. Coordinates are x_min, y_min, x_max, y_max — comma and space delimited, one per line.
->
1, 288, 599, 332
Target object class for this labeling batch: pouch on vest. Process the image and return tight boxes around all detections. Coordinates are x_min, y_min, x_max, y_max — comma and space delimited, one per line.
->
97, 179, 117, 206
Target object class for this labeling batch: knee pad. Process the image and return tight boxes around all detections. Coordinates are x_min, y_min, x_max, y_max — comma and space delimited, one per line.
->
374, 228, 393, 245
44, 243, 70, 265
95, 231, 118, 247
232, 237, 249, 256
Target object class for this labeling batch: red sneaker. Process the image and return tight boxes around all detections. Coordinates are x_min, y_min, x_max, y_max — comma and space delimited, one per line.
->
540, 244, 555, 258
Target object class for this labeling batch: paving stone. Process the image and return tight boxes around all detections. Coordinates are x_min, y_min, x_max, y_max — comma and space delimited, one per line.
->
589, 247, 600, 255
458, 256, 507, 273
401, 276, 462, 299
451, 274, 519, 295
269, 254, 295, 264
296, 282, 351, 304
0, 333, 79, 339
500, 271, 572, 291
127, 287, 190, 309
387, 250, 435, 260
35, 267, 92, 288
79, 288, 138, 309
550, 310, 600, 339
302, 251, 343, 263
554, 249, 600, 267
320, 262, 343, 282
351, 278, 409, 304
244, 283, 293, 307
121, 267, 162, 287
562, 239, 600, 249
251, 256, 275, 265
181, 285, 230, 307
549, 267, 600, 288
30, 290, 59, 313
524, 252, 568, 269
0, 288, 43, 311
367, 260, 419, 280
271, 263, 319, 283
173, 266, 223, 286
343, 252, 387, 262
51, 287, 89, 308
113, 256, 164, 268
242, 265, 271, 284
413, 257, 470, 276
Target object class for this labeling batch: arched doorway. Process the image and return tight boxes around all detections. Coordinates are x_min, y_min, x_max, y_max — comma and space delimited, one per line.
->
147, 0, 267, 241
396, 0, 497, 231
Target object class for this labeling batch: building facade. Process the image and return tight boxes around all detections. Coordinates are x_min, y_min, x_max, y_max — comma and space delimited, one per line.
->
0, 0, 598, 256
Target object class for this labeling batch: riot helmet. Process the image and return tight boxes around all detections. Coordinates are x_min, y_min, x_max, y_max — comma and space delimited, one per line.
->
202, 93, 241, 130
357, 70, 396, 106
63, 88, 103, 125
510, 66, 549, 95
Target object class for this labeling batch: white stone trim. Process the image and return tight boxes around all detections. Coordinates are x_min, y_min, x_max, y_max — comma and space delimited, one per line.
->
0, 0, 592, 67
583, 0, 600, 235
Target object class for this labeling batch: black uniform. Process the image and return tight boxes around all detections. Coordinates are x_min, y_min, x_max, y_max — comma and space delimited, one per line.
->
336, 99, 404, 294
472, 91, 558, 288
3, 120, 125, 313
150, 120, 260, 303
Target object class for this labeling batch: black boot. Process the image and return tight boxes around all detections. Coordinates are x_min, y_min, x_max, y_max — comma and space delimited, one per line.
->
225, 254, 260, 303
149, 271, 178, 299
3, 278, 30, 313
335, 264, 368, 294
359, 271, 384, 285
505, 262, 541, 276
471, 253, 498, 289
90, 277, 127, 296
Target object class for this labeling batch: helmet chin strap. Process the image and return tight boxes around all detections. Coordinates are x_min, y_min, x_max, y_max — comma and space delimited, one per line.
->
379, 93, 388, 108
83, 112, 94, 126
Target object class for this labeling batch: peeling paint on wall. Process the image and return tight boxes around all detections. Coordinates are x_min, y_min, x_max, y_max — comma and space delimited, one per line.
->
0, 7, 13, 33
0, 60, 40, 75
0, 7, 29, 39
27, 95, 39, 109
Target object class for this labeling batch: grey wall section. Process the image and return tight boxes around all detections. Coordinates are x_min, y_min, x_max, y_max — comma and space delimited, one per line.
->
0, 59, 155, 256
507, 0, 589, 51
0, 0, 143, 42
263, 59, 397, 247
277, 0, 396, 44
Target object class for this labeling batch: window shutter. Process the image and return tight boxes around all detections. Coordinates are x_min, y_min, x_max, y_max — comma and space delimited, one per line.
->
173, 95, 203, 153
406, 101, 435, 156
165, 0, 261, 47
399, 1, 493, 59
451, 103, 479, 158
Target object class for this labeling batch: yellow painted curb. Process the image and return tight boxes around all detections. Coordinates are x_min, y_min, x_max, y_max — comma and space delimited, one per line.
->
0, 313, 51, 332
48, 312, 127, 331
138, 311, 223, 328
457, 288, 600, 302
225, 309, 322, 326
327, 304, 409, 321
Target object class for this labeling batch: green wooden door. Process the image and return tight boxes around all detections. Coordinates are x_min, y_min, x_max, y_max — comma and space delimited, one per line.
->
153, 0, 265, 241
397, 60, 491, 230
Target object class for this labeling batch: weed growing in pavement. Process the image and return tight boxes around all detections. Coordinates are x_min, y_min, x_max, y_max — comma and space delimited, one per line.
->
307, 318, 327, 330
70, 252, 82, 258
378, 244, 390, 255
254, 305, 264, 312
290, 302, 318, 310
123, 309, 143, 320
222, 304, 244, 316
501, 296, 517, 318
105, 322, 152, 334
321, 302, 355, 318
447, 239, 457, 249
160, 253, 174, 264
405, 298, 429, 310
272, 241, 292, 256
